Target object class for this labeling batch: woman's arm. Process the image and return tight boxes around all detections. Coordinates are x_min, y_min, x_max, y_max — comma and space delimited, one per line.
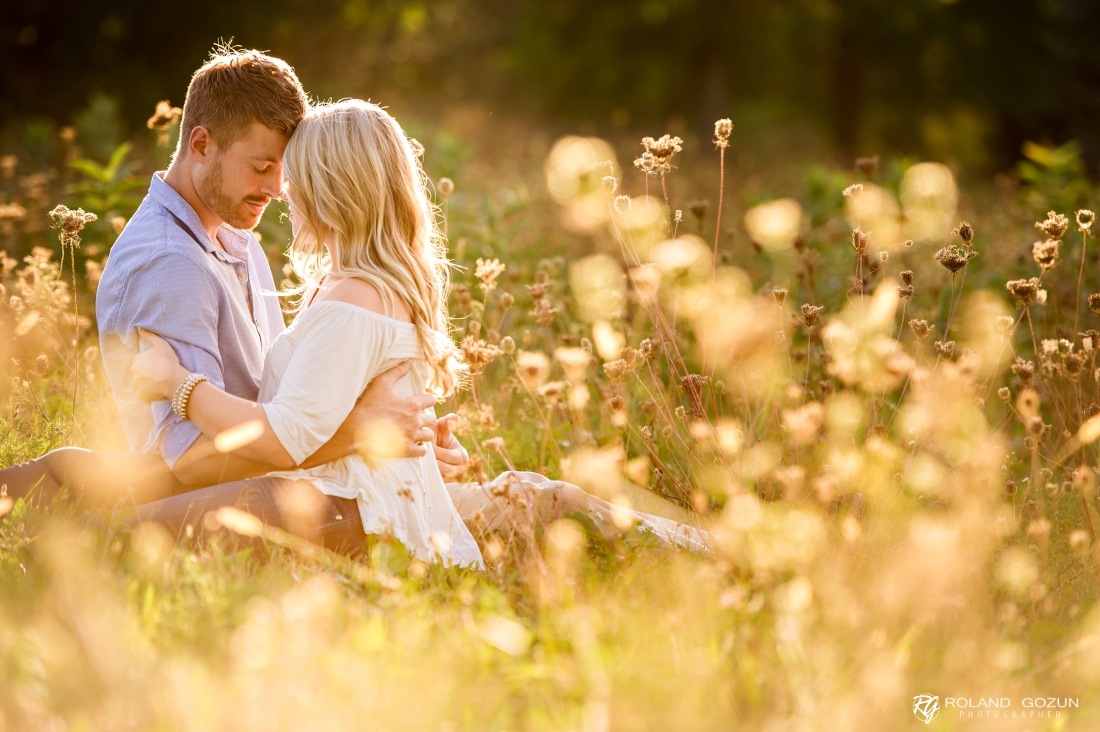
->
132, 329, 297, 468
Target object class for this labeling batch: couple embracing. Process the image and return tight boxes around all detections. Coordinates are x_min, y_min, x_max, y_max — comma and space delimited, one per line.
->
1, 48, 710, 566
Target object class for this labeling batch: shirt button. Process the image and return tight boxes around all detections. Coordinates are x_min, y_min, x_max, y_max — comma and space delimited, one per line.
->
238, 272, 246, 281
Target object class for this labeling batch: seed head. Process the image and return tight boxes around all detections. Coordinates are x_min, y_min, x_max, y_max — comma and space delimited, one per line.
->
904, 239, 914, 248
879, 251, 889, 263
1077, 209, 1095, 233
908, 319, 934, 340
713, 118, 733, 149
953, 221, 975, 246
602, 176, 618, 195
998, 386, 1011, 401
772, 288, 787, 305
613, 195, 632, 215
639, 134, 683, 173
1032, 239, 1060, 270
639, 338, 654, 360
800, 303, 824, 328
852, 228, 870, 254
1089, 294, 1100, 315
516, 350, 551, 389
147, 100, 182, 146
934, 244, 977, 273
1012, 358, 1035, 384
898, 270, 913, 286
438, 177, 455, 198
898, 285, 914, 299
674, 209, 682, 223
48, 204, 97, 249
475, 258, 506, 293
855, 155, 879, 179
633, 152, 656, 175
500, 291, 515, 309
499, 336, 516, 355
461, 336, 502, 374
934, 340, 955, 359
1006, 277, 1040, 304
842, 184, 863, 200
0, 202, 27, 222
1035, 211, 1069, 240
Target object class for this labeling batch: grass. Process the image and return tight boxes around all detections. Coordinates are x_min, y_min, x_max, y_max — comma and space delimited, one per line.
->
1, 116, 1099, 729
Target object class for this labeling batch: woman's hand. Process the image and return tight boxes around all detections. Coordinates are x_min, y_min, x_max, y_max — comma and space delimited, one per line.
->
131, 329, 190, 402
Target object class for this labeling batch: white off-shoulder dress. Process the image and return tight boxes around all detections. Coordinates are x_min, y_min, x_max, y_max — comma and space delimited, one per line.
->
258, 300, 484, 568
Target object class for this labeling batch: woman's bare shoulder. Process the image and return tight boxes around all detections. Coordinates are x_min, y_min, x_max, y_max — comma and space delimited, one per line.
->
318, 277, 412, 323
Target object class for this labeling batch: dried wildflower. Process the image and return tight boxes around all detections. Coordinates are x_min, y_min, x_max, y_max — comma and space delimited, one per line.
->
475, 257, 506, 293
499, 336, 516, 355
879, 251, 889, 263
674, 405, 687, 421
680, 374, 710, 400
146, 100, 182, 146
1035, 210, 1069, 240
1012, 358, 1034, 384
0, 251, 16, 276
782, 402, 826, 444
934, 244, 978, 273
531, 296, 560, 327
48, 204, 97, 249
554, 347, 591, 383
898, 285, 914, 299
437, 177, 455, 198
483, 437, 506, 453
994, 315, 1015, 334
0, 202, 27, 222
600, 176, 618, 196
998, 386, 1011, 401
772, 288, 787, 305
639, 134, 683, 173
855, 155, 879, 179
0, 154, 16, 178
908, 319, 934, 340
516, 350, 551, 389
639, 338, 654, 360
1089, 294, 1100, 315
674, 209, 682, 223
1066, 352, 1086, 376
800, 303, 824, 328
633, 152, 657, 176
1006, 278, 1040, 304
842, 183, 863, 200
713, 118, 733, 149
852, 228, 870, 254
1032, 239, 1060, 270
620, 347, 638, 369
897, 270, 913, 287
461, 336, 502, 373
613, 195, 632, 215
537, 381, 565, 404
1087, 403, 1100, 419
934, 340, 955, 359
1077, 209, 1095, 233
953, 221, 975, 246
608, 395, 626, 413
603, 359, 627, 382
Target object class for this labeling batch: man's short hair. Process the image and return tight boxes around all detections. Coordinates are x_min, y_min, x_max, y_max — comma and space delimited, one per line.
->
177, 45, 309, 155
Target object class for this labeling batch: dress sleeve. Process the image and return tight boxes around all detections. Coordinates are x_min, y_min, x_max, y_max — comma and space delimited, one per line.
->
263, 306, 394, 465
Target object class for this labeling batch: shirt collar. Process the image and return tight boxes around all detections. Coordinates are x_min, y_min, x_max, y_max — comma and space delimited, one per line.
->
147, 172, 253, 263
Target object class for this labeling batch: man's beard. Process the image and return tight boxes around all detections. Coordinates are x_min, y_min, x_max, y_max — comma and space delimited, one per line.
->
195, 156, 266, 231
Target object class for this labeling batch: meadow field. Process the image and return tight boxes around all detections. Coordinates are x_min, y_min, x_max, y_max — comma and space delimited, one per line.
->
1, 101, 1100, 731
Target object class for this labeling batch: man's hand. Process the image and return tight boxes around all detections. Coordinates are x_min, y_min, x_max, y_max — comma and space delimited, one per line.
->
433, 413, 470, 481
350, 361, 437, 458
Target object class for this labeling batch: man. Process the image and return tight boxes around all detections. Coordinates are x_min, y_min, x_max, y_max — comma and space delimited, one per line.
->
0, 47, 469, 533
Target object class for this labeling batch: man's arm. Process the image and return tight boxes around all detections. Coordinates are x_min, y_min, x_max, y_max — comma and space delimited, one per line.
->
167, 361, 438, 487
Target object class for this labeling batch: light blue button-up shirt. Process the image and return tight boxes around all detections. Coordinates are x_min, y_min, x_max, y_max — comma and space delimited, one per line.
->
97, 173, 286, 467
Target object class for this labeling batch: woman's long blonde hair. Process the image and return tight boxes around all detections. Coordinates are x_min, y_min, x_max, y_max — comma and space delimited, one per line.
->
283, 99, 463, 395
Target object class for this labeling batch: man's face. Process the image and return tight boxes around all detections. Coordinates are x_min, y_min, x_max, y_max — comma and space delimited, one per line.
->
193, 121, 288, 231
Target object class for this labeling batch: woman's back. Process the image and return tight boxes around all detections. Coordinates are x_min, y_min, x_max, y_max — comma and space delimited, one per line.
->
257, 281, 483, 567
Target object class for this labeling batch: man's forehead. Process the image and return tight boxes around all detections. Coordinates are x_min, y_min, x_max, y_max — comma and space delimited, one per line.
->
231, 122, 288, 161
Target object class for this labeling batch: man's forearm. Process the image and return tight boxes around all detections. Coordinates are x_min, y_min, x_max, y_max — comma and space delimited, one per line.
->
172, 435, 276, 487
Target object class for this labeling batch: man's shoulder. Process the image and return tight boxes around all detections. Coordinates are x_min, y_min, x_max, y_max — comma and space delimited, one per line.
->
103, 198, 209, 279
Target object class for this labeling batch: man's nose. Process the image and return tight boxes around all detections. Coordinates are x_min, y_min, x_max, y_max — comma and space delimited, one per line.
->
261, 165, 284, 199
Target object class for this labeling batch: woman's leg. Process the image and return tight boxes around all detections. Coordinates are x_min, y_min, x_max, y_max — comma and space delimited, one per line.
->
0, 447, 190, 510
124, 476, 366, 553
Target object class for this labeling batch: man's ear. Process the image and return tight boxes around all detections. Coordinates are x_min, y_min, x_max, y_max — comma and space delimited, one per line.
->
188, 126, 215, 164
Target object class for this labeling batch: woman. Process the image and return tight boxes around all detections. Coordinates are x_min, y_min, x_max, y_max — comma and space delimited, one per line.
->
130, 99, 483, 567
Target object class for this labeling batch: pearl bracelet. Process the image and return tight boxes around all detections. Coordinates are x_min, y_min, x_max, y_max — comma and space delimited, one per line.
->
171, 373, 210, 421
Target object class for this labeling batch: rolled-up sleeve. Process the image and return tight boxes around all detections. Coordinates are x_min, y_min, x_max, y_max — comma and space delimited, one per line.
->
263, 307, 390, 465
111, 255, 227, 467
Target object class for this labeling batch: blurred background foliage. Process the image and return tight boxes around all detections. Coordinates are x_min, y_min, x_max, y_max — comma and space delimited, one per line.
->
2, 0, 1099, 177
